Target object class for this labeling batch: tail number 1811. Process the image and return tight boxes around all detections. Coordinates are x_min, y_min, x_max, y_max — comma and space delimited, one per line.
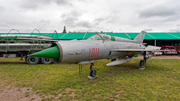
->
88, 48, 99, 58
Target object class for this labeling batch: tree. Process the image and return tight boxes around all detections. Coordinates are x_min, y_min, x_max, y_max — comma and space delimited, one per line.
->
62, 26, 67, 33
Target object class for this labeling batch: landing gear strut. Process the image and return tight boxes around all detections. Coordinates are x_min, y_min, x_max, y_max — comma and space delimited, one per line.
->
90, 63, 96, 77
139, 51, 147, 70
20, 53, 23, 60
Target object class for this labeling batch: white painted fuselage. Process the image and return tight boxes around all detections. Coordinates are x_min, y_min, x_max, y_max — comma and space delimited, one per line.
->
54, 39, 145, 63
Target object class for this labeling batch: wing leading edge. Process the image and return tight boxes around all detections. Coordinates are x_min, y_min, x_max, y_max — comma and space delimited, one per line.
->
114, 46, 162, 52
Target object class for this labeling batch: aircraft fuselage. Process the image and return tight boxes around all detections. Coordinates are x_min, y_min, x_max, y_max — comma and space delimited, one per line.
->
54, 40, 144, 63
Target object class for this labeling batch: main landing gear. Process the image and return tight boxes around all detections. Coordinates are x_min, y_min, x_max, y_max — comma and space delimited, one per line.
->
139, 51, 147, 70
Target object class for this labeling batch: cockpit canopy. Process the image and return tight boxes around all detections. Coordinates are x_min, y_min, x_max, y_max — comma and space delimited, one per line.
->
88, 34, 111, 41
88, 33, 138, 43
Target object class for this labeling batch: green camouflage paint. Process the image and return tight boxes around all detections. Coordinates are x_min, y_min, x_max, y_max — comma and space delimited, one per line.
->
111, 36, 115, 41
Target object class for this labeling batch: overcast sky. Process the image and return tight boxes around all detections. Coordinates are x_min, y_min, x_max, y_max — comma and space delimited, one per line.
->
0, 0, 180, 33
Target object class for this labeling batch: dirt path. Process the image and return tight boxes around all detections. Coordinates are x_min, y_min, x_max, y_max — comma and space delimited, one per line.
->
0, 86, 42, 101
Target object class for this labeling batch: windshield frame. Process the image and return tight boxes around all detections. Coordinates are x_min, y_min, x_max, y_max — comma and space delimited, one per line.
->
95, 34, 103, 40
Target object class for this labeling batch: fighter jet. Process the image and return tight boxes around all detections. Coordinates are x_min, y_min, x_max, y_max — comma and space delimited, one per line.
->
29, 31, 161, 77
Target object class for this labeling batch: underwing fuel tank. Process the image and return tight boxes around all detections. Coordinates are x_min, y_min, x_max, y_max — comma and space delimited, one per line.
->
106, 58, 134, 66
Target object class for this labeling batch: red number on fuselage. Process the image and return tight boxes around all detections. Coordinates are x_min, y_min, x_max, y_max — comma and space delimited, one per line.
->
88, 48, 99, 58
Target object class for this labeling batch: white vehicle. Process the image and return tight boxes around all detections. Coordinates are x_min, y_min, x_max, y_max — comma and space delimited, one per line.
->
152, 51, 162, 56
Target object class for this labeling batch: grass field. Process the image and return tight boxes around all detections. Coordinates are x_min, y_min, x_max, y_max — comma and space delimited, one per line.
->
0, 57, 180, 100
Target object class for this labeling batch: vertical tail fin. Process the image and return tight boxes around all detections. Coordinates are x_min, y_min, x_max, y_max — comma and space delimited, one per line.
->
134, 31, 146, 44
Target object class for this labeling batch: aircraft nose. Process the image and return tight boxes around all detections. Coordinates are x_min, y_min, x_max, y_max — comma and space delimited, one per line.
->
29, 45, 60, 60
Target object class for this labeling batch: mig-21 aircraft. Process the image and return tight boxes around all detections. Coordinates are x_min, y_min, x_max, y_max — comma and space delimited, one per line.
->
29, 31, 161, 77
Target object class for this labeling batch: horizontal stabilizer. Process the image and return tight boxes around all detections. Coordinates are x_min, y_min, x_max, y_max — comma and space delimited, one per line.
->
145, 46, 161, 50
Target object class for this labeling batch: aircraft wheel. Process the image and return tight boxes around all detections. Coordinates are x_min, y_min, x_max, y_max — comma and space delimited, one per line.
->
27, 56, 40, 65
111, 58, 116, 62
139, 60, 145, 70
162, 52, 165, 55
52, 59, 58, 63
90, 70, 96, 77
41, 58, 52, 64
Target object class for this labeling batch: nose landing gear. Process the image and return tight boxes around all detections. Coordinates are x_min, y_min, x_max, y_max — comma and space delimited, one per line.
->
88, 63, 97, 79
90, 63, 96, 77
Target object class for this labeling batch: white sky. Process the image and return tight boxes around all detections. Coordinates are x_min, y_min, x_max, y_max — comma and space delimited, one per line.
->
0, 0, 180, 33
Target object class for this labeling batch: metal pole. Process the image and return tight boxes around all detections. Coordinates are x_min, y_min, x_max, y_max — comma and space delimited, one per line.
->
81, 65, 82, 72
79, 64, 80, 74
154, 40, 156, 46
79, 64, 82, 74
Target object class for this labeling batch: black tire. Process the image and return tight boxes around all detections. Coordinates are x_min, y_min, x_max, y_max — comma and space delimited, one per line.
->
139, 60, 145, 69
41, 58, 52, 64
27, 56, 40, 65
52, 59, 58, 63
90, 70, 96, 77
111, 58, 116, 62
163, 52, 166, 55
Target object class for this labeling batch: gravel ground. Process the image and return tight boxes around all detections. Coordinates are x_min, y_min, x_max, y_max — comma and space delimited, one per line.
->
0, 86, 42, 101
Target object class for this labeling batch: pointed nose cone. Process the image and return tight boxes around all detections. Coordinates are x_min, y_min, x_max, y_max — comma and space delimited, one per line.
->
29, 45, 60, 60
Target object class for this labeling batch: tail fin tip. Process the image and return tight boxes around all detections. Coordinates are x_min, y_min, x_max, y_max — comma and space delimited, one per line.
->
142, 30, 146, 34
134, 30, 146, 44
